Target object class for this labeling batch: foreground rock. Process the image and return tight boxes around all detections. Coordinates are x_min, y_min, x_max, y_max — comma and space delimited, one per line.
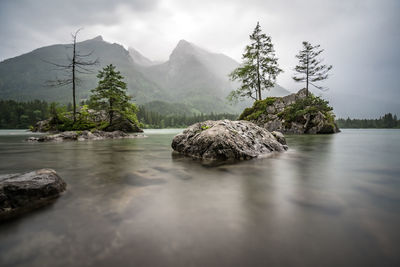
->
0, 169, 66, 220
27, 130, 146, 142
240, 88, 340, 134
172, 120, 287, 161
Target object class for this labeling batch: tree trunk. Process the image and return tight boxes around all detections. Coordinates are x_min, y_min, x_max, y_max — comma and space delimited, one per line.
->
109, 99, 113, 125
72, 36, 77, 122
306, 54, 309, 97
256, 48, 261, 100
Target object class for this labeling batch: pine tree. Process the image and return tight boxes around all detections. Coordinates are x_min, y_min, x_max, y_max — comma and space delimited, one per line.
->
228, 22, 282, 102
293, 41, 332, 96
90, 64, 133, 125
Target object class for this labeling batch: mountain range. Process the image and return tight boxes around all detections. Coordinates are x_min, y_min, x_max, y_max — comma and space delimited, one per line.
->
0, 36, 289, 114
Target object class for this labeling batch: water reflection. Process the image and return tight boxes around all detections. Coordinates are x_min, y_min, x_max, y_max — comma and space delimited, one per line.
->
0, 130, 399, 266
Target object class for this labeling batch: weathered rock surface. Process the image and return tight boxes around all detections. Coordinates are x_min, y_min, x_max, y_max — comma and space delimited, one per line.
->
171, 120, 287, 161
32, 118, 54, 132
27, 130, 146, 142
103, 117, 143, 133
271, 131, 287, 145
242, 88, 340, 134
0, 169, 66, 220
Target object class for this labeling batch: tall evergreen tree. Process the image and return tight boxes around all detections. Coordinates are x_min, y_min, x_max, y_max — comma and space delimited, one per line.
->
228, 22, 282, 102
90, 64, 133, 125
293, 41, 332, 96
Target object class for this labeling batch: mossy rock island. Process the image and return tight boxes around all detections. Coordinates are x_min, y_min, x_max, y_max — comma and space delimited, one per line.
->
28, 106, 145, 142
239, 88, 340, 134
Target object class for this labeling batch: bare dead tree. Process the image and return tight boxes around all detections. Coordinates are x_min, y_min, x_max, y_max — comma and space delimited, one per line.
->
45, 28, 99, 122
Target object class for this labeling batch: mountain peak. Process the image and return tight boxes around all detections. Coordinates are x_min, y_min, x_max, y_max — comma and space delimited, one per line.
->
170, 39, 200, 61
174, 39, 197, 51
91, 35, 103, 41
177, 39, 191, 46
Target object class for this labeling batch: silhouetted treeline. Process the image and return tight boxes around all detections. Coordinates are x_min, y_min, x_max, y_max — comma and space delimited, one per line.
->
336, 113, 400, 128
137, 106, 238, 128
0, 100, 50, 129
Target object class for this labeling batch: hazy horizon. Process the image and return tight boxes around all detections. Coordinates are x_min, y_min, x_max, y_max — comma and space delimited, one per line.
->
0, 0, 399, 118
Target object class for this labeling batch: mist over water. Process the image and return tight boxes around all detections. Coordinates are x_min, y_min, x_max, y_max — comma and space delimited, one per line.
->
0, 129, 399, 266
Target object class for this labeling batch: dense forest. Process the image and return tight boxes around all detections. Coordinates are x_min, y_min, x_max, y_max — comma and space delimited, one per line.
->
1, 100, 399, 129
0, 100, 50, 129
336, 113, 400, 128
0, 100, 238, 129
137, 105, 237, 128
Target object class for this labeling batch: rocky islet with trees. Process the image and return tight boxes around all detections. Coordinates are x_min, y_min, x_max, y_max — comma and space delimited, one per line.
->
31, 63, 142, 137
224, 22, 338, 134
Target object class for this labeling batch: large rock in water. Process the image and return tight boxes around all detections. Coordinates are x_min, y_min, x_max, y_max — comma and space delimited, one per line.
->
0, 169, 66, 220
171, 120, 288, 161
240, 88, 340, 134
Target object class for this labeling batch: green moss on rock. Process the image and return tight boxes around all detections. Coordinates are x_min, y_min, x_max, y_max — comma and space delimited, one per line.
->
278, 95, 333, 124
239, 97, 276, 120
238, 89, 339, 134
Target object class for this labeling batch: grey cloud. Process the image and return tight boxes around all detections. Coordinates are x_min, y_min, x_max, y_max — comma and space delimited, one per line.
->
0, 0, 159, 39
0, 0, 159, 26
0, 0, 160, 62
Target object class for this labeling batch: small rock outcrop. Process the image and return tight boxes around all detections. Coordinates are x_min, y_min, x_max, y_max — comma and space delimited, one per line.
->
0, 169, 66, 220
31, 108, 143, 133
27, 130, 145, 142
33, 118, 54, 132
103, 117, 143, 133
240, 88, 340, 134
171, 120, 287, 161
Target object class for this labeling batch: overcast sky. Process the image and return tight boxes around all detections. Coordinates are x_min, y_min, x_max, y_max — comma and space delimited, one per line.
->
0, 0, 399, 117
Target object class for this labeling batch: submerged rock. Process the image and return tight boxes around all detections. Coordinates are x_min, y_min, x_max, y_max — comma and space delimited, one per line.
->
171, 120, 287, 161
27, 130, 146, 142
0, 169, 66, 220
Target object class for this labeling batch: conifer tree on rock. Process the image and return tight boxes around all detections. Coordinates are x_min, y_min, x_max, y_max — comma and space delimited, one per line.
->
90, 64, 137, 126
228, 22, 282, 102
293, 41, 333, 96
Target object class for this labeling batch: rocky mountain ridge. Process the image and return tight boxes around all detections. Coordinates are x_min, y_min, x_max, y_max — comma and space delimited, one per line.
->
0, 36, 290, 114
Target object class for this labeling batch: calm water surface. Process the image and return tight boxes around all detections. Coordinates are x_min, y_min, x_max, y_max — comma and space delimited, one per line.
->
0, 129, 399, 267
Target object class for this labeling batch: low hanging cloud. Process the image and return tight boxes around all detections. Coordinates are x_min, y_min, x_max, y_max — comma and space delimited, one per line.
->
0, 0, 399, 117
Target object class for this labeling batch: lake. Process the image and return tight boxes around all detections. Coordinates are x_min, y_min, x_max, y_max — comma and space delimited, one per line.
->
0, 129, 399, 267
